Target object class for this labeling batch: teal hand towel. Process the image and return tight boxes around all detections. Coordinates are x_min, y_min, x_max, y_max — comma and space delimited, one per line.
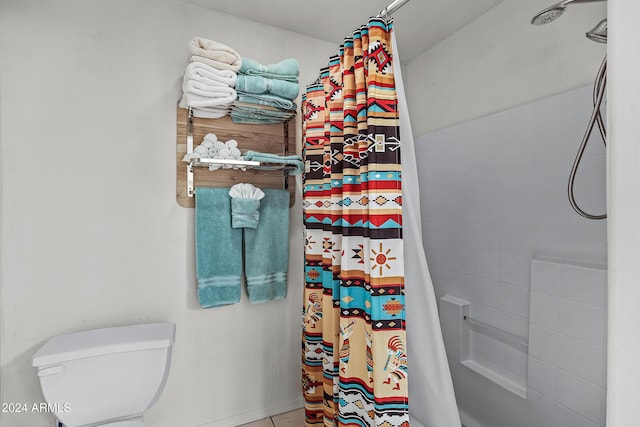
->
239, 57, 299, 82
243, 150, 304, 175
195, 187, 242, 308
236, 75, 299, 100
230, 198, 261, 229
243, 189, 290, 304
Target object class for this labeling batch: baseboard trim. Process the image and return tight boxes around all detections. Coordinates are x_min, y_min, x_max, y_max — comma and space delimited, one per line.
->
196, 398, 304, 427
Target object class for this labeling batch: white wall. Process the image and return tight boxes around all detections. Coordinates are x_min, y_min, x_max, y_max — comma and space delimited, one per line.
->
406, 0, 606, 136
0, 1, 335, 426
607, 0, 640, 425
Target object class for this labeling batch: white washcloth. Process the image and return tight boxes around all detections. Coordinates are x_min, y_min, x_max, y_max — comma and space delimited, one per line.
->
189, 37, 242, 72
229, 183, 265, 200
185, 61, 237, 88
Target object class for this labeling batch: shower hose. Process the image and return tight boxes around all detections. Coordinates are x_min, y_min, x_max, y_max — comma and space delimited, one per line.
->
568, 55, 607, 220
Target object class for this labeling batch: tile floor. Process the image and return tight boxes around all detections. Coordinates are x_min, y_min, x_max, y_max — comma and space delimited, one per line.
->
239, 408, 304, 427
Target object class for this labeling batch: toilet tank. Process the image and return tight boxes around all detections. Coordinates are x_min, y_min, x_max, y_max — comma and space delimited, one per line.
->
32, 322, 175, 427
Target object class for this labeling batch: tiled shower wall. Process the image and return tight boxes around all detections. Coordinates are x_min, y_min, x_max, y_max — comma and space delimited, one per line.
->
414, 85, 607, 426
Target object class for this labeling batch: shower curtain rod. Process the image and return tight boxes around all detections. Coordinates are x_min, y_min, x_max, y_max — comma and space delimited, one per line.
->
309, 0, 409, 86
377, 0, 410, 18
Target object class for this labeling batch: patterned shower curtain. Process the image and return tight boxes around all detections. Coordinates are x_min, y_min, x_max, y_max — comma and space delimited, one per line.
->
301, 18, 408, 427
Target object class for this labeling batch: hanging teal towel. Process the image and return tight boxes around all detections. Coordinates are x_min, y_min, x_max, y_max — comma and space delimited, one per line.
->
195, 187, 243, 308
243, 150, 304, 175
243, 189, 290, 304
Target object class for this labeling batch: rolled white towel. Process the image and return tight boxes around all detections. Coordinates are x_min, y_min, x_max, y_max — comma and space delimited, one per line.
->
194, 145, 208, 155
218, 147, 231, 158
229, 147, 241, 157
226, 139, 238, 149
202, 140, 214, 149
185, 61, 237, 88
204, 133, 218, 143
213, 140, 225, 149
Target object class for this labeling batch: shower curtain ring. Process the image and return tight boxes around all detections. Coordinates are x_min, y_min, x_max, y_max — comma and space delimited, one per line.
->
378, 6, 390, 23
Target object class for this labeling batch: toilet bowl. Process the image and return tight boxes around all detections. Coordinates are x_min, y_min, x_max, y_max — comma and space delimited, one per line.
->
32, 322, 176, 427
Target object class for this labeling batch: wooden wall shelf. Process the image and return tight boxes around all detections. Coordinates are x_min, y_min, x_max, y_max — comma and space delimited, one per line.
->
176, 108, 297, 208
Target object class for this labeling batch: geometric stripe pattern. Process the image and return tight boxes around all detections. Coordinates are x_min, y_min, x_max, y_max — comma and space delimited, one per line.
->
302, 18, 409, 427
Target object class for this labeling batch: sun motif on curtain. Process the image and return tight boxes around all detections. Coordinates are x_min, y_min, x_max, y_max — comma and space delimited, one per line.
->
301, 18, 409, 427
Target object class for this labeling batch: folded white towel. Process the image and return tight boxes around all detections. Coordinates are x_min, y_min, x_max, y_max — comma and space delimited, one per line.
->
182, 79, 237, 99
179, 92, 236, 109
185, 61, 237, 88
188, 107, 230, 119
189, 37, 242, 72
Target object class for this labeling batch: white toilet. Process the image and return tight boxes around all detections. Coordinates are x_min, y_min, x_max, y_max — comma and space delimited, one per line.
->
32, 322, 176, 427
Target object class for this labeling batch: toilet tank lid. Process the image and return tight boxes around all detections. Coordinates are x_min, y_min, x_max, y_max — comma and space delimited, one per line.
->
32, 322, 176, 367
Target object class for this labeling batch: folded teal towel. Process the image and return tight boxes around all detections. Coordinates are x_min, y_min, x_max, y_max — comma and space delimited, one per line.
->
195, 187, 242, 308
244, 189, 290, 303
231, 104, 296, 124
236, 75, 299, 100
237, 93, 297, 111
239, 57, 299, 82
231, 109, 295, 124
231, 115, 287, 124
243, 150, 304, 175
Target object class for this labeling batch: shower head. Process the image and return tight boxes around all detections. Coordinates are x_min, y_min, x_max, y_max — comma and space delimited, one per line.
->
531, 0, 607, 26
586, 19, 607, 43
531, 4, 566, 25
